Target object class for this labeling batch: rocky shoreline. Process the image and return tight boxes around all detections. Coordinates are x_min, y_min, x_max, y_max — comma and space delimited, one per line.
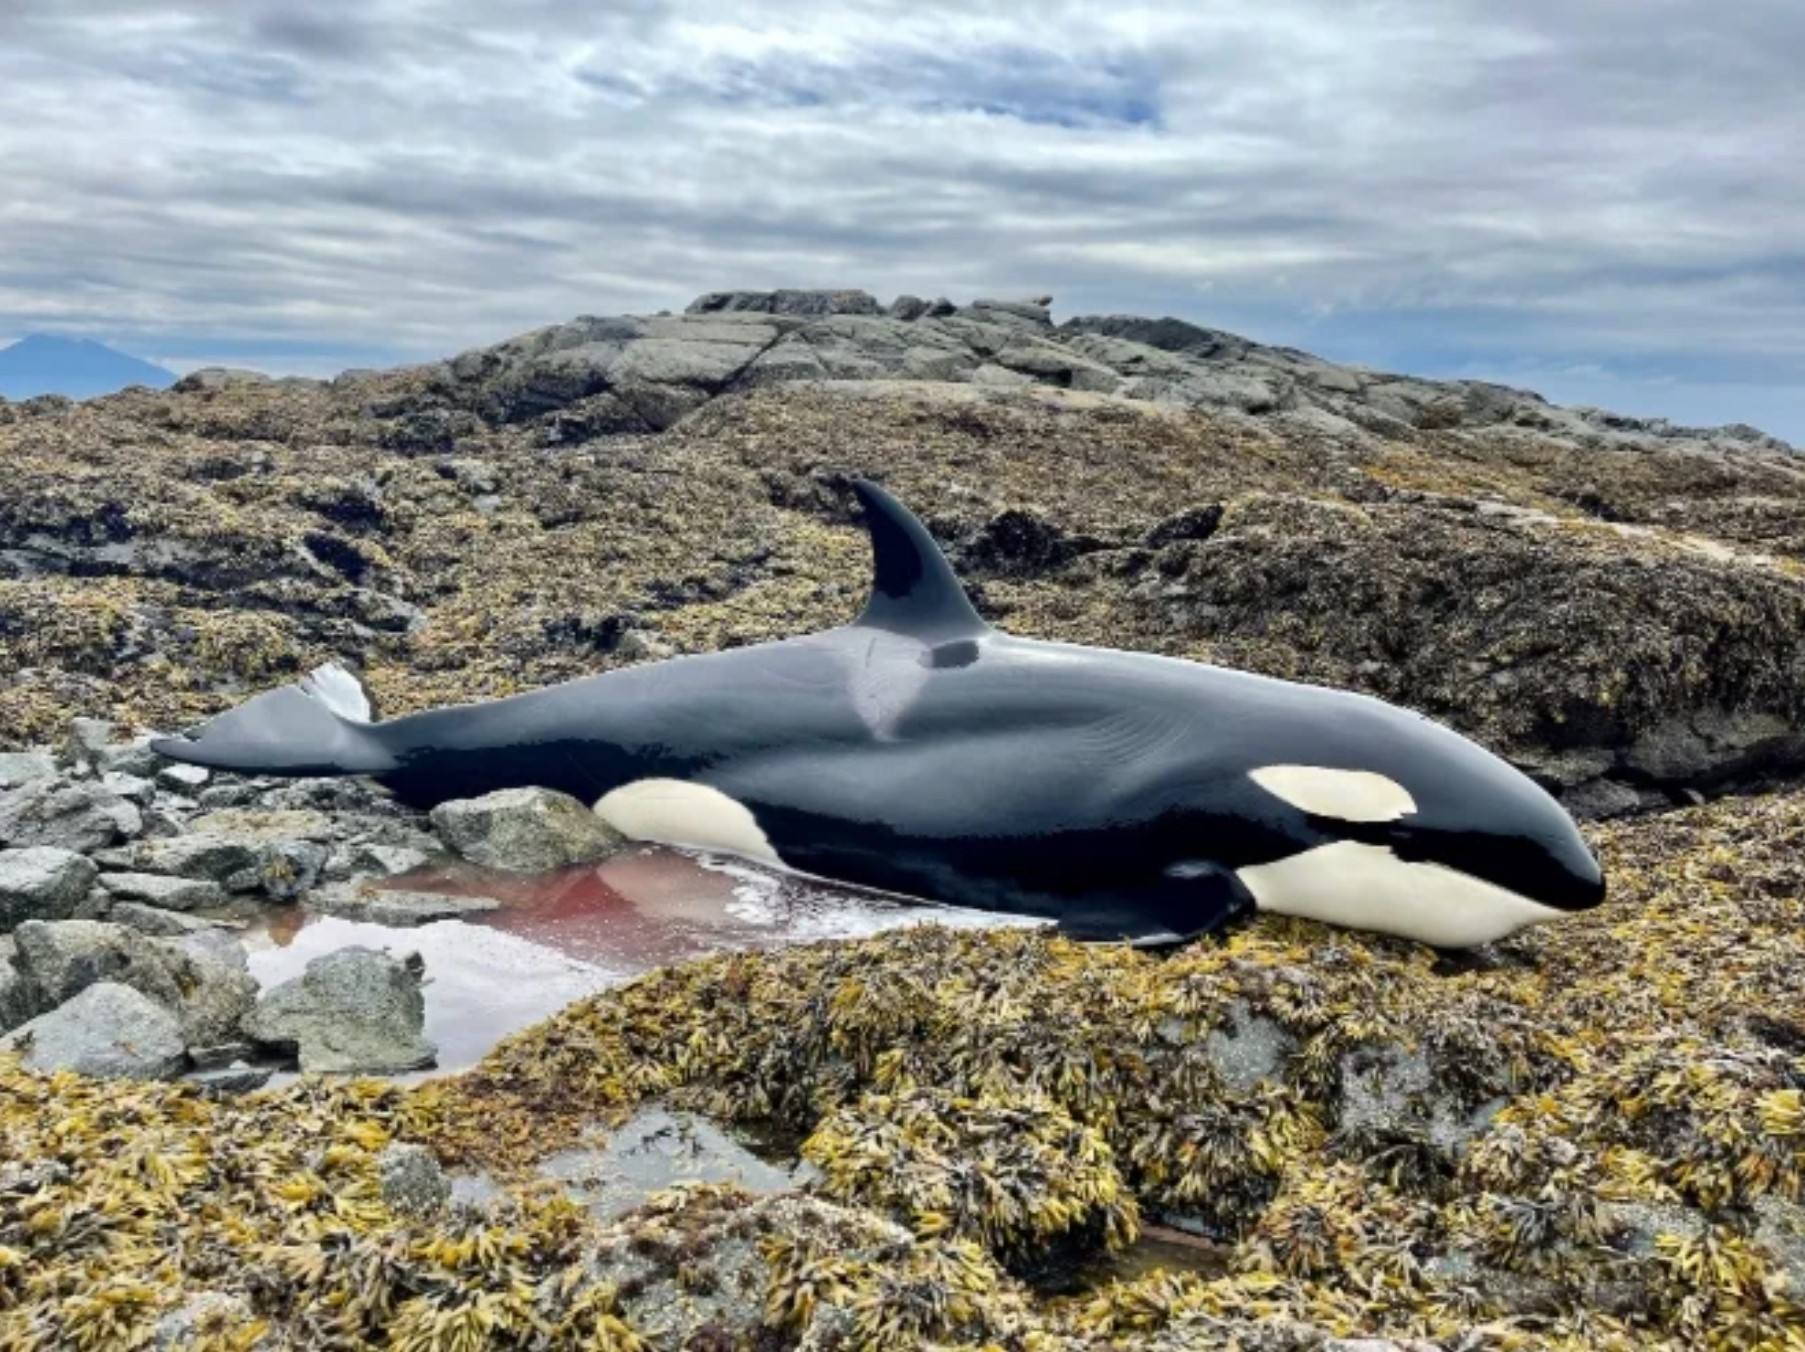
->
3, 775, 1803, 1348
3, 290, 1804, 1347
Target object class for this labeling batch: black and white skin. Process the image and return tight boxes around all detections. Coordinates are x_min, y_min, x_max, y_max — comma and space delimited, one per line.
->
157, 479, 1607, 947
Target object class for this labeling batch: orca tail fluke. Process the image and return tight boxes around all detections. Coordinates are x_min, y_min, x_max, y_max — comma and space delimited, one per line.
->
152, 663, 396, 777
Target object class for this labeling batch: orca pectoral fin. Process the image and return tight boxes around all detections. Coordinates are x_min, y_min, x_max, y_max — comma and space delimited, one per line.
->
1055, 866, 1256, 948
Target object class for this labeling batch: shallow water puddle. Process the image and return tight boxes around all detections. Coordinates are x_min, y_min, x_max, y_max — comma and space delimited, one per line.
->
242, 846, 1035, 1074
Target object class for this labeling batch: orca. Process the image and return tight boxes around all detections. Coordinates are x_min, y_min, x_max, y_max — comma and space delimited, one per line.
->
154, 479, 1606, 947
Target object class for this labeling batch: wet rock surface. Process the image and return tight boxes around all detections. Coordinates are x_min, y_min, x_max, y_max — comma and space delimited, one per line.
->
243, 945, 435, 1074
430, 785, 627, 872
538, 1105, 809, 1222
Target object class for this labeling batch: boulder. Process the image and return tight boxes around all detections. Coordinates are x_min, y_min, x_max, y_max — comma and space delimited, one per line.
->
0, 935, 41, 1032
185, 807, 334, 842
9, 919, 256, 1047
429, 786, 626, 872
62, 717, 115, 771
339, 842, 433, 877
0, 779, 142, 852
172, 367, 273, 393
124, 834, 260, 884
0, 752, 57, 791
12, 918, 172, 1006
0, 982, 185, 1079
105, 902, 239, 938
100, 771, 157, 804
253, 839, 330, 900
173, 928, 249, 971
97, 871, 227, 911
242, 946, 436, 1074
0, 846, 98, 929
155, 763, 211, 793
306, 882, 501, 926
185, 1064, 273, 1095
98, 736, 166, 779
965, 296, 1055, 331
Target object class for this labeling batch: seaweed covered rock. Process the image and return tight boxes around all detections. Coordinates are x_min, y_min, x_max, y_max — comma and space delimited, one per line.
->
425, 786, 1805, 1347
0, 305, 1800, 802
0, 787, 1801, 1346
803, 1088, 1138, 1272
539, 1105, 808, 1222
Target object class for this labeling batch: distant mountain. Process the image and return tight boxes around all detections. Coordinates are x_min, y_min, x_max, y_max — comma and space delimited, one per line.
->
0, 334, 174, 400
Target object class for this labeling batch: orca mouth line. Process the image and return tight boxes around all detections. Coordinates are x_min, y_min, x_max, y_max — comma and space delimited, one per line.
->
1380, 824, 1606, 914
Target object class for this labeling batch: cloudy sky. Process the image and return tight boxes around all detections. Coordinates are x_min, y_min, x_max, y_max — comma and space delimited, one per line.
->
2, 0, 1801, 438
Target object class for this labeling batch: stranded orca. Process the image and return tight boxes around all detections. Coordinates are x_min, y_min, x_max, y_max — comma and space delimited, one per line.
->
155, 480, 1605, 947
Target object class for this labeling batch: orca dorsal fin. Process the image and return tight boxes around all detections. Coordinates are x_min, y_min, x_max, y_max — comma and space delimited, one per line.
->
851, 479, 990, 640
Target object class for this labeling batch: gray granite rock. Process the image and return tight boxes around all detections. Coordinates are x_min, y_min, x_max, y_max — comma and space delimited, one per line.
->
0, 846, 98, 929
686, 287, 880, 317
62, 717, 116, 771
307, 882, 501, 926
9, 918, 255, 1047
106, 902, 239, 937
124, 834, 260, 885
243, 945, 436, 1074
0, 934, 41, 1032
186, 1064, 274, 1094
430, 786, 626, 872
1337, 1041, 1506, 1160
1754, 1195, 1805, 1299
1, 981, 185, 1079
255, 838, 330, 900
340, 842, 433, 877
98, 736, 166, 779
100, 771, 157, 804
173, 366, 273, 392
98, 871, 228, 911
150, 1290, 258, 1349
0, 752, 58, 790
1203, 1001, 1299, 1093
155, 763, 211, 793
0, 779, 142, 852
185, 807, 335, 842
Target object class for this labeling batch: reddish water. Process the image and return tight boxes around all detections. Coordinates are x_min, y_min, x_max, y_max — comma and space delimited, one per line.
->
242, 847, 1032, 1073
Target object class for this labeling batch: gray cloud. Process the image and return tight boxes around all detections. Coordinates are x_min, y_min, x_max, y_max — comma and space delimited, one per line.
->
0, 0, 1800, 432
